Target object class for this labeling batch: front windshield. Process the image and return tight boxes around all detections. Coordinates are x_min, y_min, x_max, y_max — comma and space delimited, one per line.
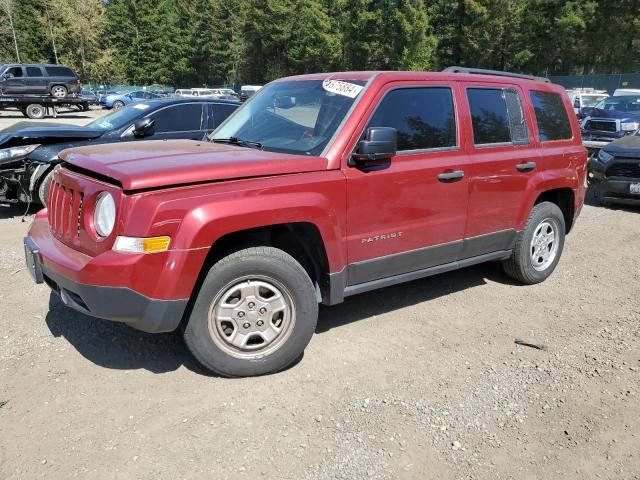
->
593, 96, 640, 112
85, 102, 152, 131
582, 95, 608, 107
211, 79, 366, 155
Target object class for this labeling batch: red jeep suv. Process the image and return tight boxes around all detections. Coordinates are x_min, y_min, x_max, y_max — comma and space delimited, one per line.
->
24, 68, 587, 377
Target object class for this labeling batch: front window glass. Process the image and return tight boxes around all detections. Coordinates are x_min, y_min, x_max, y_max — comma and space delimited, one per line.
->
86, 103, 152, 131
366, 87, 456, 151
212, 79, 366, 155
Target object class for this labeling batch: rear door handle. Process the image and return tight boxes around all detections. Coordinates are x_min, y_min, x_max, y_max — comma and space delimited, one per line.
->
516, 161, 536, 172
437, 170, 464, 182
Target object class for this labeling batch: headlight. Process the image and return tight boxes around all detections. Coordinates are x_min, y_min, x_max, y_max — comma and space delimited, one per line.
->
0, 144, 40, 163
94, 192, 115, 237
597, 149, 614, 164
621, 122, 640, 132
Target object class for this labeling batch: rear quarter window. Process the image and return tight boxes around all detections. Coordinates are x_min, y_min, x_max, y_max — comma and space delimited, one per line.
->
44, 66, 75, 77
530, 91, 572, 141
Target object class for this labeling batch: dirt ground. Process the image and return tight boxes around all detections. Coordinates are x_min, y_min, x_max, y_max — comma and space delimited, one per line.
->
0, 144, 639, 477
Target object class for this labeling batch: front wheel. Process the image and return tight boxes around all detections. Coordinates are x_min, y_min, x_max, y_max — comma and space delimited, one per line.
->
183, 247, 318, 377
112, 100, 124, 110
502, 201, 566, 284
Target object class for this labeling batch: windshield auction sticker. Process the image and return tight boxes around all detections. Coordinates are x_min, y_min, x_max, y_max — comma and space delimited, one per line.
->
322, 79, 363, 98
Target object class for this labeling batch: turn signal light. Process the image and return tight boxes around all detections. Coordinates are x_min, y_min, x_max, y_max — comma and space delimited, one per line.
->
113, 236, 171, 254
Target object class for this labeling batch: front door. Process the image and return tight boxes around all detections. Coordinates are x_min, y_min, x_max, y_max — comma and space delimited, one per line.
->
2, 66, 25, 94
344, 83, 471, 286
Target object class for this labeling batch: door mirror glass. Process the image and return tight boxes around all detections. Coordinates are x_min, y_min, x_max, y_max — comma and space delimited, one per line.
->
351, 127, 397, 165
274, 95, 296, 109
133, 118, 155, 137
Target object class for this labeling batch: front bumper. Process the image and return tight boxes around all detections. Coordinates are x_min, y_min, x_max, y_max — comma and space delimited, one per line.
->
25, 215, 190, 333
588, 158, 640, 205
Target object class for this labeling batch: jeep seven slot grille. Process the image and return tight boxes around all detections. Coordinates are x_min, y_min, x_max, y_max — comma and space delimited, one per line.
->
585, 120, 617, 132
606, 162, 640, 179
47, 179, 84, 241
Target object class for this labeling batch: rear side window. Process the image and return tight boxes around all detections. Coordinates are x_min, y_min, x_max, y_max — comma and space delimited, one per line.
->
213, 104, 238, 127
45, 66, 75, 77
26, 67, 43, 77
367, 87, 457, 151
150, 103, 203, 132
530, 91, 572, 141
467, 88, 511, 144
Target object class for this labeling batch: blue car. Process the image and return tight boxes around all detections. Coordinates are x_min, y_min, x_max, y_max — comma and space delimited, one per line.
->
100, 90, 160, 110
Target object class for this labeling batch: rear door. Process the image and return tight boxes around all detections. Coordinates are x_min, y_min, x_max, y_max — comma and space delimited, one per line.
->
462, 84, 538, 252
24, 66, 47, 93
344, 82, 472, 285
145, 103, 207, 140
211, 103, 238, 129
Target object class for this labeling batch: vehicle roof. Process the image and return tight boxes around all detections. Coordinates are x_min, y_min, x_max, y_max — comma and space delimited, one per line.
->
141, 97, 240, 107
277, 71, 558, 88
2, 63, 75, 69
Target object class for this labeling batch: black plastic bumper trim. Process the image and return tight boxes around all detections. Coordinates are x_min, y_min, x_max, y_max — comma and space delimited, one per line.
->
42, 266, 188, 333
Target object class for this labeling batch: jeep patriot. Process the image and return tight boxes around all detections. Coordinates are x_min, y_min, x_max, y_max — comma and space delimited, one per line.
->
24, 68, 587, 377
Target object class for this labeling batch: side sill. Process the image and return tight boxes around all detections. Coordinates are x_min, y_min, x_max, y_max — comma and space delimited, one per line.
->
342, 250, 512, 298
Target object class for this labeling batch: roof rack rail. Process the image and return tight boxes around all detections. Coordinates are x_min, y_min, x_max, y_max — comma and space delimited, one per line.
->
443, 66, 550, 83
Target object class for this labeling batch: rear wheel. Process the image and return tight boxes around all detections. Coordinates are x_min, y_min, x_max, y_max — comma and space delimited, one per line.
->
183, 247, 318, 377
112, 100, 125, 110
502, 202, 566, 284
50, 85, 67, 98
25, 103, 46, 119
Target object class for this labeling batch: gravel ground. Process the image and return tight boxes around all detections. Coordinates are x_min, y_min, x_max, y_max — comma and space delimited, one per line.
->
0, 195, 639, 480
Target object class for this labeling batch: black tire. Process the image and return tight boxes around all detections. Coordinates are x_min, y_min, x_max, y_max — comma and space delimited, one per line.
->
183, 247, 318, 377
502, 201, 566, 284
50, 85, 67, 98
112, 100, 124, 110
25, 103, 46, 119
37, 168, 54, 206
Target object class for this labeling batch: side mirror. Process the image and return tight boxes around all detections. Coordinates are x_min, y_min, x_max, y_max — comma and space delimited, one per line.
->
350, 127, 397, 166
274, 95, 295, 109
133, 118, 155, 138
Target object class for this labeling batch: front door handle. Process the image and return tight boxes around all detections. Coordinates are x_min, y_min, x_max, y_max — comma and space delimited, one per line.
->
437, 170, 465, 182
516, 161, 536, 172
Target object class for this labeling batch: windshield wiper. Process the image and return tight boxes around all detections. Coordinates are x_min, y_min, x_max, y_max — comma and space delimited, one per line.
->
211, 136, 263, 149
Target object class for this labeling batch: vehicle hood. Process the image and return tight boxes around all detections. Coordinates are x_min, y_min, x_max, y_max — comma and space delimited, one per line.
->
60, 140, 329, 191
0, 122, 103, 148
581, 107, 640, 121
604, 135, 640, 158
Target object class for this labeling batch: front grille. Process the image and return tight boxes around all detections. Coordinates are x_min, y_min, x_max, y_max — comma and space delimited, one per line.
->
585, 120, 617, 132
606, 162, 640, 179
47, 179, 84, 241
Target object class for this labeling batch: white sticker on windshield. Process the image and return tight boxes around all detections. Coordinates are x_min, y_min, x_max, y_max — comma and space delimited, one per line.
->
322, 79, 363, 98
132, 103, 151, 110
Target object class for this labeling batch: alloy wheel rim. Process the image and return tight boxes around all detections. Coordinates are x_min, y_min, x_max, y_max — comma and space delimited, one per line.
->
52, 86, 66, 98
530, 218, 559, 271
208, 275, 296, 359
